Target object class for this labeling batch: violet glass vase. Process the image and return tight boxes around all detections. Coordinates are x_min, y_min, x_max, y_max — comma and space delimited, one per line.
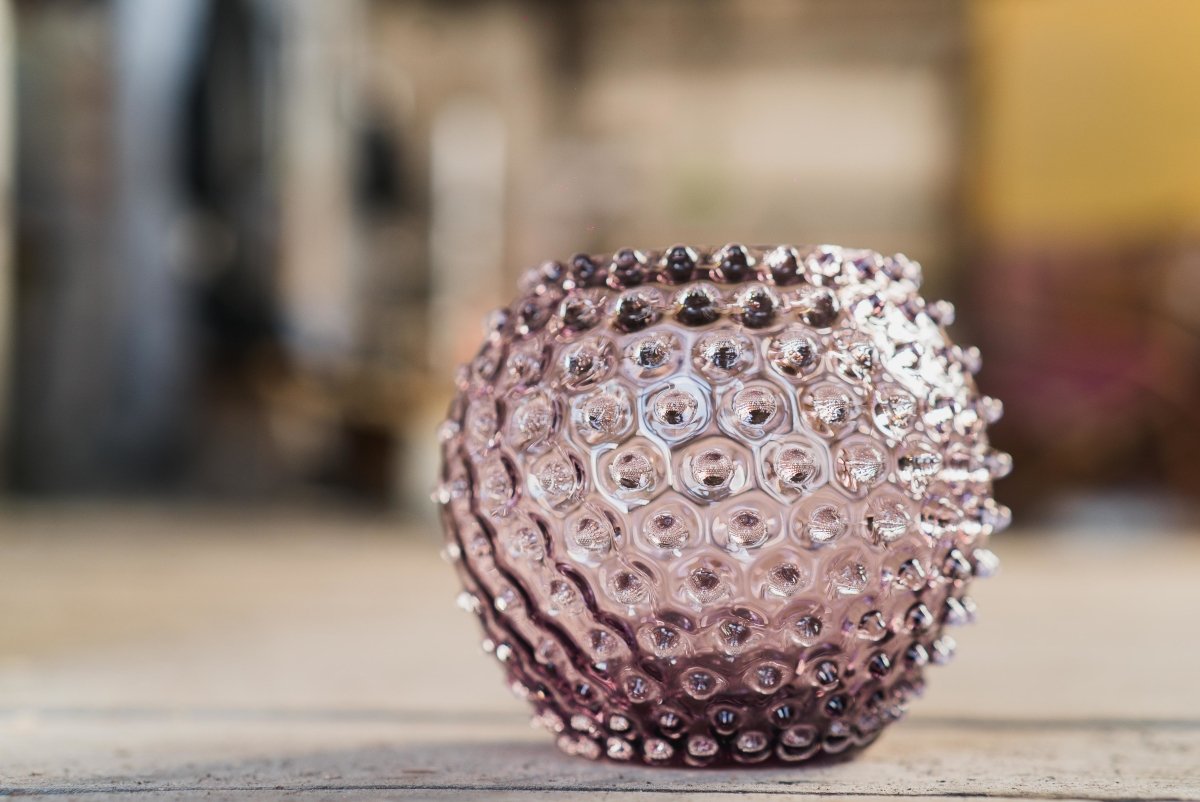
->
436, 244, 1008, 766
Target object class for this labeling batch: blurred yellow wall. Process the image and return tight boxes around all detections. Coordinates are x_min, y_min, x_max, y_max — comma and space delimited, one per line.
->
971, 0, 1200, 243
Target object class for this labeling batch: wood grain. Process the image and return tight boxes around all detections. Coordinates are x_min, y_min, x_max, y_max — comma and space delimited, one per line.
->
1, 506, 1198, 800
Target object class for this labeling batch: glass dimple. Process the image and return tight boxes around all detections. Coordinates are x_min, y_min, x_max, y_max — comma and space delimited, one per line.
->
732, 386, 778, 427
792, 614, 823, 645
736, 284, 778, 328
644, 510, 690, 549
559, 291, 604, 331
866, 496, 911, 543
766, 562, 807, 597
793, 285, 839, 327
765, 246, 801, 285
629, 333, 675, 373
769, 327, 821, 377
697, 332, 745, 373
582, 392, 627, 437
688, 734, 719, 759
835, 443, 886, 492
873, 386, 917, 437
511, 394, 554, 447
828, 553, 870, 595
683, 669, 721, 699
536, 455, 577, 501
571, 515, 612, 553
562, 343, 605, 388
806, 504, 848, 544
610, 449, 655, 491
653, 390, 698, 427
727, 509, 768, 548
692, 449, 734, 489
775, 446, 817, 488
610, 570, 648, 605
674, 283, 720, 326
686, 567, 725, 605
644, 624, 683, 657
806, 384, 856, 433
548, 579, 581, 614
614, 289, 660, 332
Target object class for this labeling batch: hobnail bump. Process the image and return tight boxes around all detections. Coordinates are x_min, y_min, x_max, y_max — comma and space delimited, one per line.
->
436, 244, 1008, 766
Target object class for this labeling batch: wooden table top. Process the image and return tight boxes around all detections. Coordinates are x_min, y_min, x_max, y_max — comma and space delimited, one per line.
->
1, 506, 1198, 800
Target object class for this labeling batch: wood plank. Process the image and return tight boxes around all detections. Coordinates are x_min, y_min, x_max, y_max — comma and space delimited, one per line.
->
2, 506, 1199, 799
3, 710, 1198, 800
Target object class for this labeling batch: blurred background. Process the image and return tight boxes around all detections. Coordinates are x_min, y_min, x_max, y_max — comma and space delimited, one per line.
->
5, 2, 1200, 790
3, 0, 1200, 528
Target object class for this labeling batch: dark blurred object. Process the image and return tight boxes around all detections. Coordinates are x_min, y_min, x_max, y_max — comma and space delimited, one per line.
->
2, 0, 1199, 525
183, 0, 280, 363
3, 0, 970, 512
10, 0, 200, 492
964, 0, 1200, 520
972, 243, 1200, 515
8, 0, 415, 503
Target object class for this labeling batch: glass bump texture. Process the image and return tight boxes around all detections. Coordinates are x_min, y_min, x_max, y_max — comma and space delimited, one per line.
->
437, 244, 1008, 766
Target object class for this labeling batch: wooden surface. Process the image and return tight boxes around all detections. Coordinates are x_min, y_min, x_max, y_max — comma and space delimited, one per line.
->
1, 506, 1198, 801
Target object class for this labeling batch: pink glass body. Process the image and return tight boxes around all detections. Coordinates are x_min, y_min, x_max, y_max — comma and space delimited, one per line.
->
437, 244, 1008, 766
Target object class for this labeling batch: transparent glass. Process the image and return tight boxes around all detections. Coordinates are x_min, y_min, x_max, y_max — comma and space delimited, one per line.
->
437, 244, 1008, 766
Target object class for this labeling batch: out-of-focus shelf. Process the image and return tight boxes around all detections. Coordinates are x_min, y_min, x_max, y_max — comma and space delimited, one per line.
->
1, 506, 1198, 800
